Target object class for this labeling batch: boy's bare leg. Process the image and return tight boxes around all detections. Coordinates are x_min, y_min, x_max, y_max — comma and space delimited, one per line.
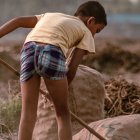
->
18, 75, 40, 140
43, 77, 72, 140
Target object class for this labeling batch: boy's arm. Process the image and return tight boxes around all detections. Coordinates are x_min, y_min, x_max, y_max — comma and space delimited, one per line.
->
0, 16, 38, 38
67, 48, 87, 85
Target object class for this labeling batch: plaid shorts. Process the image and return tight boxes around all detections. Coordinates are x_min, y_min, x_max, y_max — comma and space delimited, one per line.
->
20, 41, 68, 82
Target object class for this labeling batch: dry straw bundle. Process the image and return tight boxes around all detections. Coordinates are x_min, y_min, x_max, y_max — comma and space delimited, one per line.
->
105, 78, 140, 117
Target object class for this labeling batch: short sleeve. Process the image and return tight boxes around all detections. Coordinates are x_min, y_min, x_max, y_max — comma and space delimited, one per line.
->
35, 14, 45, 21
76, 31, 95, 54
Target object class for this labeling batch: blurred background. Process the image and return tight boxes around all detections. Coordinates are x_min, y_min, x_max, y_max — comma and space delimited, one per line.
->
0, 0, 140, 41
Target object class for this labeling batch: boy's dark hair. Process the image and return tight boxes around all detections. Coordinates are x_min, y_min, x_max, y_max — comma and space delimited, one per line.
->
74, 1, 107, 25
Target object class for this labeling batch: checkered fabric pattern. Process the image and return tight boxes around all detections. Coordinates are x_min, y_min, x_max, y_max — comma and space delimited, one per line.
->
20, 42, 68, 82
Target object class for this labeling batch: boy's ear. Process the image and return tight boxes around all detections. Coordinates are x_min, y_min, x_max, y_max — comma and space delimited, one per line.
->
87, 17, 95, 25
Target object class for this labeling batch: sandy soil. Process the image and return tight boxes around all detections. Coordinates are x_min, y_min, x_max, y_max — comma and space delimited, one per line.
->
0, 35, 140, 140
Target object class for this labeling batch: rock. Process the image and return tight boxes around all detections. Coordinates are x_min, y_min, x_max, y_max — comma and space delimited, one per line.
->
73, 114, 140, 140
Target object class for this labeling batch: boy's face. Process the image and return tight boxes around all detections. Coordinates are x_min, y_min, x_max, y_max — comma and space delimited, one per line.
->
86, 17, 105, 37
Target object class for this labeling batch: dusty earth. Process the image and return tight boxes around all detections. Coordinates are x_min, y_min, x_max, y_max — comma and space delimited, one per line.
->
0, 30, 140, 139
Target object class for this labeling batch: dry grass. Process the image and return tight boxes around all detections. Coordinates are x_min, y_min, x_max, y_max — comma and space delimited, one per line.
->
105, 77, 140, 117
0, 95, 21, 139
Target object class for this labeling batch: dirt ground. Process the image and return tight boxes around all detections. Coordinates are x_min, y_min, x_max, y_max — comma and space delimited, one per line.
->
0, 36, 140, 140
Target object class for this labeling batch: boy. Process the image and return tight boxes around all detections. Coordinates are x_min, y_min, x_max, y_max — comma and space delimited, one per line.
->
0, 1, 107, 140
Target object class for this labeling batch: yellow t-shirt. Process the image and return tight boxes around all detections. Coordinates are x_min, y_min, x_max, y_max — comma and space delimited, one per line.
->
25, 12, 95, 57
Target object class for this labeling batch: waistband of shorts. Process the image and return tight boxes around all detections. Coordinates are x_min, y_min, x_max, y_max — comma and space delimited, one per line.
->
22, 41, 65, 57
